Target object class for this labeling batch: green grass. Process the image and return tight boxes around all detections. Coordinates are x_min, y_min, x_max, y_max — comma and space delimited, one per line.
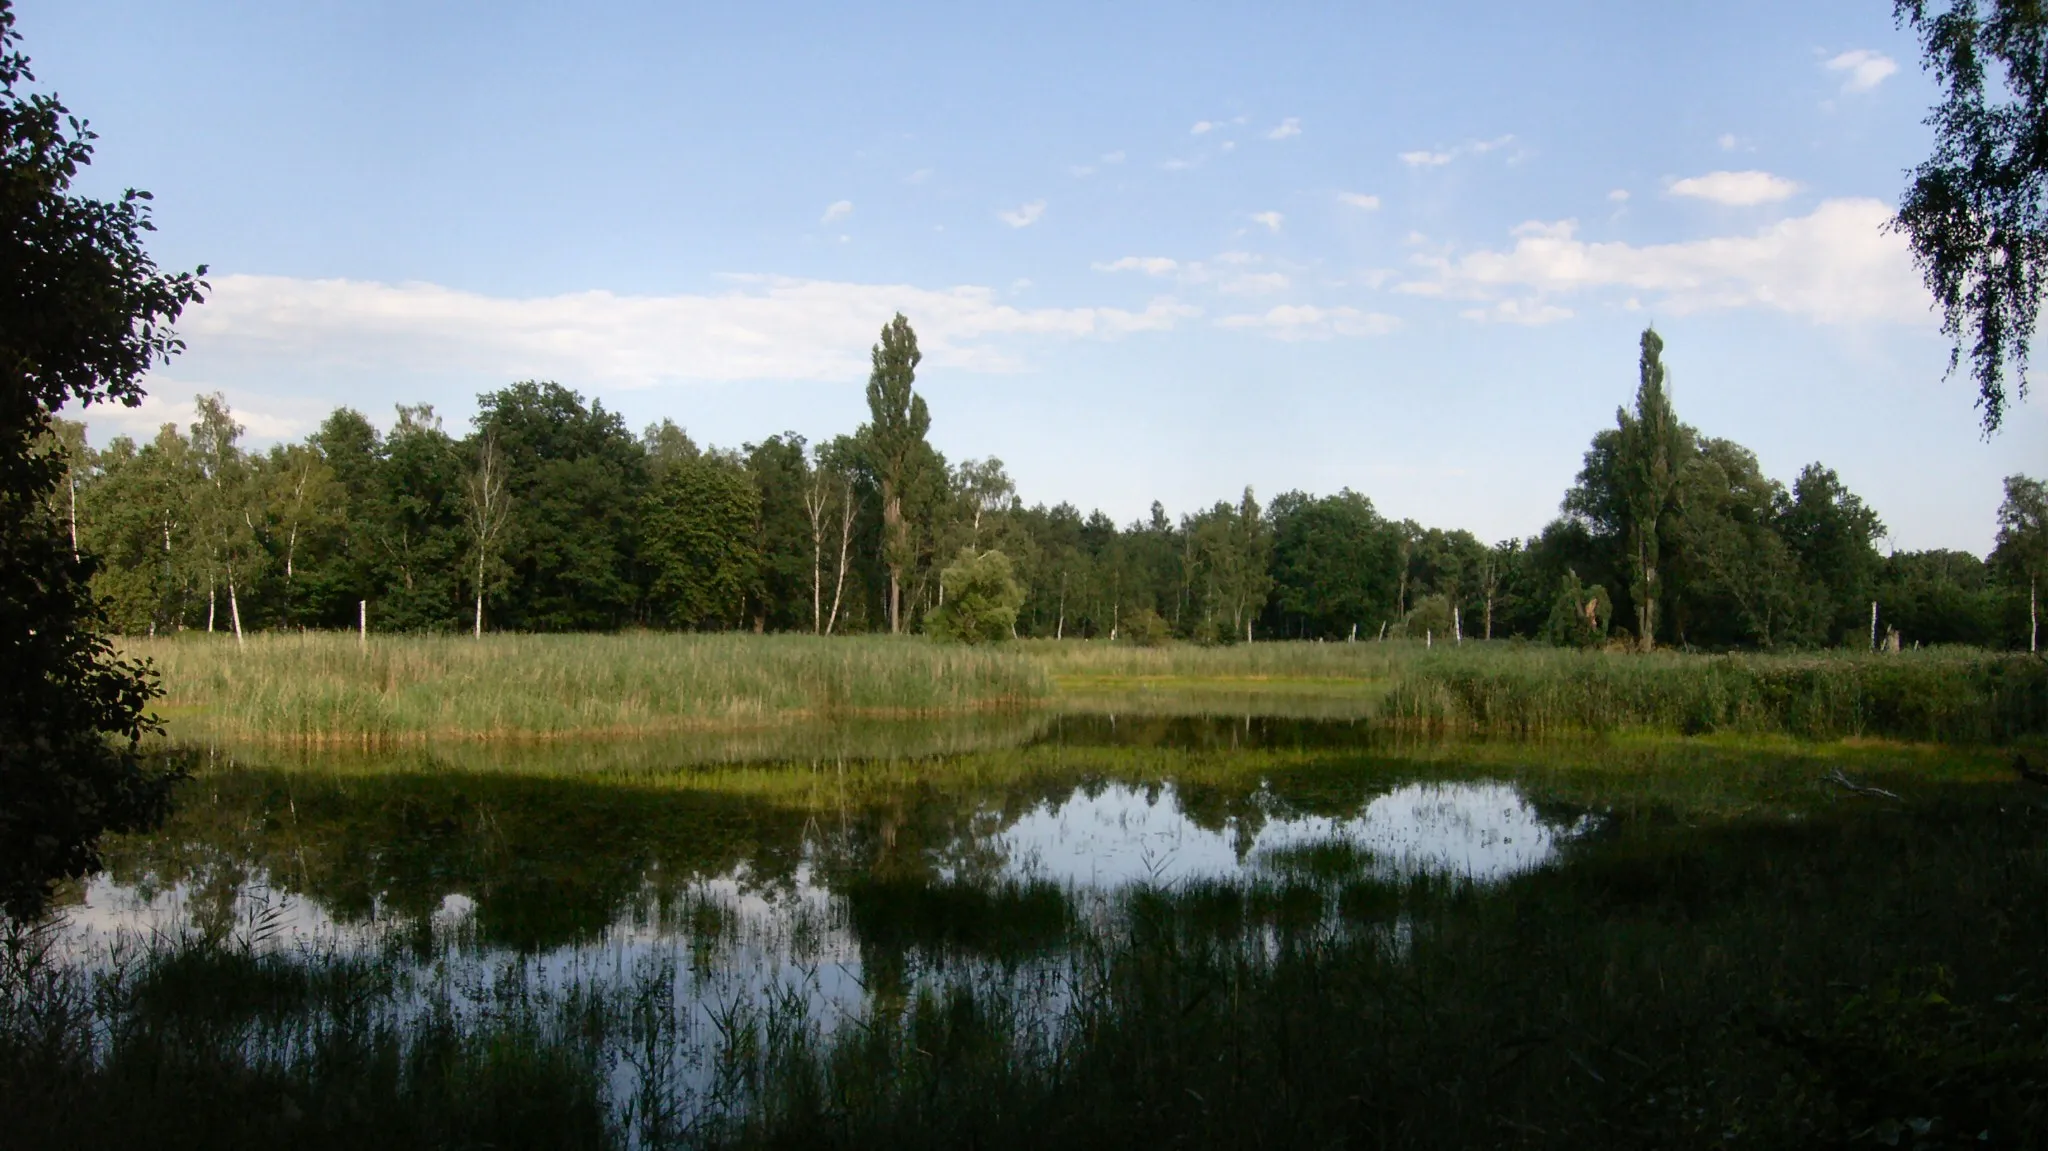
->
125, 632, 1051, 744
127, 632, 2048, 745
1038, 638, 2048, 742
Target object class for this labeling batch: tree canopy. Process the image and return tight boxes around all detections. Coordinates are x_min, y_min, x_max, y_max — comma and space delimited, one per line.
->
0, 0, 203, 918
1893, 0, 2048, 431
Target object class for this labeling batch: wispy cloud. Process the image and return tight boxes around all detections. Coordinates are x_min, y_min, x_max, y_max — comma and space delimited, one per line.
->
1216, 305, 1401, 340
163, 274, 1204, 397
1191, 120, 1216, 135
1266, 117, 1302, 140
904, 169, 933, 185
1101, 150, 1125, 164
1217, 271, 1291, 296
1607, 188, 1631, 203
1825, 48, 1898, 94
1161, 158, 1197, 172
998, 200, 1047, 228
1337, 192, 1381, 210
1400, 134, 1515, 168
1668, 170, 1800, 206
820, 200, 853, 223
1093, 256, 1181, 276
1251, 211, 1285, 233
1717, 133, 1740, 151
1397, 198, 1930, 326
1460, 299, 1575, 326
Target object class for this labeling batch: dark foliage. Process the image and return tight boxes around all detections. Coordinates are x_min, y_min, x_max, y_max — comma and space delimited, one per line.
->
0, 0, 198, 918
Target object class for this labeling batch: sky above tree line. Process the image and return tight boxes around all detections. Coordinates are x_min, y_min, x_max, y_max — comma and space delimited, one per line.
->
23, 0, 2046, 553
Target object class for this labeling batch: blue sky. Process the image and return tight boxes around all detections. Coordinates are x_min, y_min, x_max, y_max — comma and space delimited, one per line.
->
24, 0, 2046, 552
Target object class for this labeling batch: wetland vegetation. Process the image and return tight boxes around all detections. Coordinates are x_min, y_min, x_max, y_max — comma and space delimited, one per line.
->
8, 727, 2048, 1149
6, 4, 2048, 1147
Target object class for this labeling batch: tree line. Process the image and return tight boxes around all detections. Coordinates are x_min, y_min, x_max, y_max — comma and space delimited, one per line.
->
44, 320, 2048, 651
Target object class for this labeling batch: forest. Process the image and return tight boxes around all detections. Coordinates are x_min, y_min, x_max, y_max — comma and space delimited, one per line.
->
46, 319, 2048, 652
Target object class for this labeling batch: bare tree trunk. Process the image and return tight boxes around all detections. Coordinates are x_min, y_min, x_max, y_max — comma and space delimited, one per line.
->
1056, 573, 1066, 640
2032, 577, 2038, 654
476, 592, 484, 639
1870, 600, 1879, 652
68, 471, 78, 561
207, 582, 216, 633
359, 600, 367, 649
827, 478, 853, 636
1454, 605, 1462, 644
227, 573, 245, 646
1484, 594, 1494, 641
806, 489, 824, 634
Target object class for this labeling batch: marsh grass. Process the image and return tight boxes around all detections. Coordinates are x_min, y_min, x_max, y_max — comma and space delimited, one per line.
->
126, 632, 1051, 744
130, 633, 2047, 745
1039, 639, 2048, 742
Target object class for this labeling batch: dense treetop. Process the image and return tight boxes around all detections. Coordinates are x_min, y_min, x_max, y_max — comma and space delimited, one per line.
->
47, 319, 2046, 653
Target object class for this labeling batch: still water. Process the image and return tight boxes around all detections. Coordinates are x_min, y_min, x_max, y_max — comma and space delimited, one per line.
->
50, 716, 1598, 1129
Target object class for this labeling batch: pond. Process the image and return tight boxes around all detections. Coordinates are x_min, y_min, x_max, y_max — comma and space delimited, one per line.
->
25, 712, 2028, 1149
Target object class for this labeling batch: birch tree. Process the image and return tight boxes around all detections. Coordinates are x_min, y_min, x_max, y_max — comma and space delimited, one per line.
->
1995, 473, 2048, 651
462, 435, 513, 638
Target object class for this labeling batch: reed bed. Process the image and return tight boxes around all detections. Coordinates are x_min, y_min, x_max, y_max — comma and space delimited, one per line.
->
1035, 639, 2048, 743
125, 633, 1051, 745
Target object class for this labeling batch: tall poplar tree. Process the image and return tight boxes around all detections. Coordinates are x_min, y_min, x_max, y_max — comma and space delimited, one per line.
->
859, 314, 930, 634
1615, 328, 1686, 650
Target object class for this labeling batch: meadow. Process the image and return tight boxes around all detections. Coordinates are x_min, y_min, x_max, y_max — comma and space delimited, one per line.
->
128, 631, 2048, 746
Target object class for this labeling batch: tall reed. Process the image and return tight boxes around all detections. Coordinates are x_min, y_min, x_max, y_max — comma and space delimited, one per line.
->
127, 632, 1051, 745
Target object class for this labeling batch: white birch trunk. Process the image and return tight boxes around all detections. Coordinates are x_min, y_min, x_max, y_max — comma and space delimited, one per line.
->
826, 479, 853, 636
227, 576, 245, 646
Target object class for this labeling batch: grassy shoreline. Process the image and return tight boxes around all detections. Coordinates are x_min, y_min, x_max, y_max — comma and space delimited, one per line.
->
127, 632, 2048, 746
126, 632, 1050, 745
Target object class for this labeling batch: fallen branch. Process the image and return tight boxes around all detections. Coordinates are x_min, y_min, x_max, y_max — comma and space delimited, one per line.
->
1822, 769, 1902, 801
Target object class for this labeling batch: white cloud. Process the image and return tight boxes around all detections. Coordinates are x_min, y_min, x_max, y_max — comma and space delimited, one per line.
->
1101, 150, 1125, 164
1401, 134, 1514, 168
1459, 299, 1575, 325
905, 168, 933, 185
1669, 170, 1800, 206
1717, 133, 1740, 151
1337, 192, 1381, 210
1192, 120, 1215, 135
1161, 158, 1196, 171
1218, 272, 1291, 296
1216, 305, 1401, 340
997, 200, 1047, 228
1825, 48, 1898, 94
1608, 188, 1631, 203
164, 274, 1203, 392
1266, 117, 1302, 140
1093, 256, 1181, 276
1070, 164, 1095, 178
820, 199, 853, 223
1396, 198, 1931, 326
1220, 140, 1237, 153
73, 387, 332, 445
1252, 211, 1285, 232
